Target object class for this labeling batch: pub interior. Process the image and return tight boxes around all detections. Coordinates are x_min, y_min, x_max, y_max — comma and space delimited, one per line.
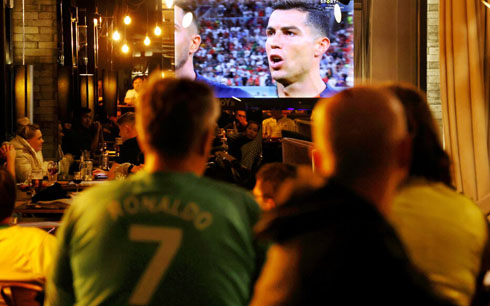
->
1, 0, 490, 305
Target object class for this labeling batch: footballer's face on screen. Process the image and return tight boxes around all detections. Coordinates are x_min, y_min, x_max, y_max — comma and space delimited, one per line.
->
174, 6, 193, 71
266, 9, 319, 86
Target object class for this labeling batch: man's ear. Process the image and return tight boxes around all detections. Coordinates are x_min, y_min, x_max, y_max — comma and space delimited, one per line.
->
198, 127, 214, 156
396, 135, 412, 173
312, 148, 323, 175
314, 37, 330, 58
189, 34, 201, 54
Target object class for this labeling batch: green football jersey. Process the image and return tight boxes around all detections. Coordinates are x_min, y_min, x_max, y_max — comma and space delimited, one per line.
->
46, 171, 264, 306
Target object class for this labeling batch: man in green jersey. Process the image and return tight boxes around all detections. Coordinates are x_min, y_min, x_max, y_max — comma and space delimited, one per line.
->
46, 76, 264, 306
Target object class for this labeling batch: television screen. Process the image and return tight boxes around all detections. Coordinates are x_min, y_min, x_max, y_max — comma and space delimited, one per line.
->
174, 0, 354, 98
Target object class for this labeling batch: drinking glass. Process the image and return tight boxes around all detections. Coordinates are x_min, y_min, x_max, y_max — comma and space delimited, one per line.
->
73, 171, 82, 193
31, 169, 43, 193
47, 161, 59, 184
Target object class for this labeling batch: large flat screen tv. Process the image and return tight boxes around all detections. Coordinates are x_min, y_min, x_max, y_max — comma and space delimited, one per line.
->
174, 0, 354, 99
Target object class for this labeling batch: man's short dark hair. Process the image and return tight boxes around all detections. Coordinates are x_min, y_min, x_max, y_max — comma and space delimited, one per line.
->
175, 0, 200, 32
132, 75, 144, 84
138, 77, 219, 160
117, 112, 135, 126
256, 163, 297, 199
0, 168, 16, 221
272, 0, 330, 37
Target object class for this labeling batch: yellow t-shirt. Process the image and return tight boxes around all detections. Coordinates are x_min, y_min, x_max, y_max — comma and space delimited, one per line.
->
0, 225, 57, 281
390, 179, 488, 306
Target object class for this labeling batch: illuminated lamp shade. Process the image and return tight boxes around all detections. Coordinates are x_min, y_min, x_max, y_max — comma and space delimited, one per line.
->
165, 0, 174, 8
154, 25, 162, 36
14, 65, 34, 122
122, 43, 130, 53
112, 30, 121, 41
93, 18, 98, 26
103, 71, 118, 116
334, 4, 342, 23
80, 75, 95, 111
124, 15, 131, 25
182, 12, 193, 28
144, 36, 151, 46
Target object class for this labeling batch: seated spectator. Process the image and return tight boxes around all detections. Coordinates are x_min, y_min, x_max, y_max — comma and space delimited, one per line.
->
0, 168, 56, 281
224, 109, 248, 133
228, 121, 262, 170
386, 84, 488, 306
47, 76, 265, 305
253, 162, 297, 210
9, 124, 47, 182
62, 108, 103, 158
95, 112, 144, 180
123, 75, 144, 106
250, 86, 453, 305
0, 143, 16, 178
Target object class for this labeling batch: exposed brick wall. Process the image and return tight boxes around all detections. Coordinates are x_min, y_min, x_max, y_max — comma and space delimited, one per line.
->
12, 0, 58, 159
427, 0, 442, 131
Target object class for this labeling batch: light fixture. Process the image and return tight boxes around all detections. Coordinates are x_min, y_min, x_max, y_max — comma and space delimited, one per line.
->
154, 25, 162, 36
144, 36, 151, 46
112, 30, 121, 41
122, 43, 129, 53
161, 71, 166, 78
165, 0, 174, 8
334, 4, 342, 23
483, 0, 490, 8
93, 18, 98, 26
124, 15, 131, 25
182, 12, 193, 28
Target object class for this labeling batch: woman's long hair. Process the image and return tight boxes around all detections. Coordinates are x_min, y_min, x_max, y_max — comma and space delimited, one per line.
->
386, 83, 453, 187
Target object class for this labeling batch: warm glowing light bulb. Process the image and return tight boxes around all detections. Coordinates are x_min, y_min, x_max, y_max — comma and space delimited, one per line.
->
124, 15, 131, 25
182, 12, 193, 28
161, 71, 165, 78
144, 36, 151, 46
112, 30, 121, 41
165, 0, 174, 8
122, 43, 129, 53
93, 18, 98, 26
154, 25, 162, 36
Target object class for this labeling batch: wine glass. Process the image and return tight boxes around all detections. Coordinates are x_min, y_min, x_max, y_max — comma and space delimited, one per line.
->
47, 161, 59, 184
73, 171, 82, 194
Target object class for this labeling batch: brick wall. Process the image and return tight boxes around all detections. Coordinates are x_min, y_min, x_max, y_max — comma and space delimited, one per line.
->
13, 0, 58, 159
427, 0, 442, 130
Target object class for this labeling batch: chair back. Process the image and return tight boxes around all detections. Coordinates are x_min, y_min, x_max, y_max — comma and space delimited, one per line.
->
0, 281, 44, 306
282, 138, 313, 166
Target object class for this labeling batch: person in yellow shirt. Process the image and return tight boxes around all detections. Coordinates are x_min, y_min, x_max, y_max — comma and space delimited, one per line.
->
0, 168, 56, 281
387, 84, 488, 306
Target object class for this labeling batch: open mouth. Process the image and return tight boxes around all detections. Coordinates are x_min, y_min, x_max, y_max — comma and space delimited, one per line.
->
269, 55, 284, 69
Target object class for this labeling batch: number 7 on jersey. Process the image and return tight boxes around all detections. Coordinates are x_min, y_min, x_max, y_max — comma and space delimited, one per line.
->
128, 225, 183, 305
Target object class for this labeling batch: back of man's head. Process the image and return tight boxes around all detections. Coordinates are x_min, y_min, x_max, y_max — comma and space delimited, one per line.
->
255, 163, 297, 208
0, 168, 15, 221
117, 112, 135, 127
272, 0, 330, 37
137, 76, 219, 160
312, 86, 408, 184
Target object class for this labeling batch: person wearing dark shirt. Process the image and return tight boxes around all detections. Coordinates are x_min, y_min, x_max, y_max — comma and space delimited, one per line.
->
103, 112, 143, 180
113, 113, 143, 166
250, 86, 453, 305
175, 2, 251, 98
63, 108, 103, 158
224, 109, 248, 133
